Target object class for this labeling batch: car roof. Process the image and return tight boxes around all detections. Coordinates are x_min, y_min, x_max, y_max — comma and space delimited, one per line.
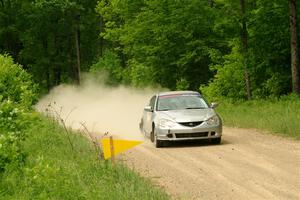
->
158, 91, 201, 97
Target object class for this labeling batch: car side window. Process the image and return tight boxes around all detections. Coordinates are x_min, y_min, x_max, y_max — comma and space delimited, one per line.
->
149, 96, 156, 109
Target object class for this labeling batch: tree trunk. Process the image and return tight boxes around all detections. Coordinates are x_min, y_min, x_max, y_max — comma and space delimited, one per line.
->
53, 34, 61, 86
240, 0, 252, 100
42, 38, 50, 91
0, 0, 4, 7
75, 15, 81, 85
46, 66, 50, 91
208, 0, 214, 7
99, 15, 104, 57
289, 0, 300, 94
75, 29, 81, 85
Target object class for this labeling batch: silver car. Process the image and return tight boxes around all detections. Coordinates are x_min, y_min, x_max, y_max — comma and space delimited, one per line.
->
140, 91, 222, 147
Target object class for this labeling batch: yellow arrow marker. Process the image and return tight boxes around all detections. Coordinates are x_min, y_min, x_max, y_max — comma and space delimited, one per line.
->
101, 137, 143, 160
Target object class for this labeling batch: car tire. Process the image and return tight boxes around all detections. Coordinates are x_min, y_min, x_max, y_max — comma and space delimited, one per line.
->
211, 137, 221, 144
151, 126, 163, 148
139, 119, 146, 136
150, 129, 154, 142
154, 134, 164, 148
139, 119, 143, 132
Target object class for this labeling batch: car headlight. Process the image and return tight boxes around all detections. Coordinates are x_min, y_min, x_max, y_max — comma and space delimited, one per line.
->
159, 119, 176, 128
206, 115, 219, 126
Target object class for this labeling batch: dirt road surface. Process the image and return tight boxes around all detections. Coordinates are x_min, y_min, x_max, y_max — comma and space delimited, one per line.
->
123, 127, 300, 200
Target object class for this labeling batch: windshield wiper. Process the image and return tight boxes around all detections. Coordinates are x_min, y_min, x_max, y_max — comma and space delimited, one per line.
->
185, 107, 205, 109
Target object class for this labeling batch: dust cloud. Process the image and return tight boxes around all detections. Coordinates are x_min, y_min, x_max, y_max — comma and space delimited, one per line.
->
36, 78, 163, 140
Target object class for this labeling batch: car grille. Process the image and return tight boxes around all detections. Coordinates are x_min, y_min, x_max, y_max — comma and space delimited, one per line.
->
178, 121, 203, 127
175, 132, 208, 138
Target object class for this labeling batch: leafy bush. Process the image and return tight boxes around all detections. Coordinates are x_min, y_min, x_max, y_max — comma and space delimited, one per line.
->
0, 54, 38, 108
200, 43, 245, 101
260, 73, 290, 97
89, 51, 156, 88
0, 101, 27, 172
201, 34, 291, 100
89, 50, 123, 85
0, 54, 38, 173
176, 78, 190, 90
127, 59, 155, 87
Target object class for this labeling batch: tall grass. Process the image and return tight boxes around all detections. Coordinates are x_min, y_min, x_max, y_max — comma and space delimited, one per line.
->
0, 114, 169, 200
216, 95, 300, 139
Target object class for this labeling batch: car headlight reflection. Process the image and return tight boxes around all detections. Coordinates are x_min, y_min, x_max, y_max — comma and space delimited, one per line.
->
159, 119, 176, 128
206, 115, 219, 126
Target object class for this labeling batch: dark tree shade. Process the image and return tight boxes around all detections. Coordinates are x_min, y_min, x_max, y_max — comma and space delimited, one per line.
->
0, 0, 299, 99
289, 0, 300, 94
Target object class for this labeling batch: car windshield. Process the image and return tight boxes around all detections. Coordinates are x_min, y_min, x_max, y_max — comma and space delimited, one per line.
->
157, 94, 209, 111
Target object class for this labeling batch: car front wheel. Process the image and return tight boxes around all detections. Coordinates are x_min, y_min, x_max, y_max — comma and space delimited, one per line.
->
151, 126, 163, 148
154, 133, 164, 148
211, 137, 221, 144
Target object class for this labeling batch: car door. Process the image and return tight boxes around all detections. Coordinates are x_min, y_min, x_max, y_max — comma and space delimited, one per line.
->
143, 95, 156, 136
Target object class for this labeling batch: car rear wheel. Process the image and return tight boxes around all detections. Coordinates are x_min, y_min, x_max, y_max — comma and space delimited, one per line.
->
150, 128, 154, 142
139, 119, 143, 132
211, 137, 221, 144
139, 119, 146, 136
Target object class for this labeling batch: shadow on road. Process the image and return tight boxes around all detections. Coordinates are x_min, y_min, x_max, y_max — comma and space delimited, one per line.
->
163, 139, 231, 149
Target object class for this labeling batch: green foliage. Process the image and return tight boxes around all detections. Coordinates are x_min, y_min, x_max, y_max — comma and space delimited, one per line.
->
258, 73, 290, 97
126, 59, 155, 87
216, 94, 300, 139
0, 54, 37, 173
202, 0, 295, 100
0, 101, 28, 173
0, 0, 101, 90
90, 50, 123, 85
89, 51, 155, 87
247, 0, 291, 97
0, 0, 23, 58
1, 0, 299, 98
0, 55, 38, 108
176, 78, 190, 91
97, 0, 222, 90
200, 41, 245, 100
0, 115, 170, 200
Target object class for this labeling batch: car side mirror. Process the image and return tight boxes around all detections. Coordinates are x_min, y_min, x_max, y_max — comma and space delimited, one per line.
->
144, 105, 153, 112
210, 102, 218, 109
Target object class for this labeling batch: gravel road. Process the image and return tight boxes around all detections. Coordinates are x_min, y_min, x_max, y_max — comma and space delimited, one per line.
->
124, 127, 300, 200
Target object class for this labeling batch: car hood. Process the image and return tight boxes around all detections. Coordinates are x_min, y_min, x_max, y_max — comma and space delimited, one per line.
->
158, 109, 216, 122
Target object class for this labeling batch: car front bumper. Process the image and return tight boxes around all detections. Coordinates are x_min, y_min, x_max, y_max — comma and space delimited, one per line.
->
155, 123, 222, 141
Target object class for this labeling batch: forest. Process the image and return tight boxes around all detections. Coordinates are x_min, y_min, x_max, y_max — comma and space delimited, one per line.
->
0, 0, 299, 99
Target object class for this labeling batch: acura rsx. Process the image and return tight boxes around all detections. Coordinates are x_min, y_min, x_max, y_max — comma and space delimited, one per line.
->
139, 91, 222, 147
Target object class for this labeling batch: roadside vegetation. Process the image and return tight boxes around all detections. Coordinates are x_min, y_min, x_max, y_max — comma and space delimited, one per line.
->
1, 0, 300, 196
0, 55, 169, 199
215, 95, 300, 139
1, 115, 169, 200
